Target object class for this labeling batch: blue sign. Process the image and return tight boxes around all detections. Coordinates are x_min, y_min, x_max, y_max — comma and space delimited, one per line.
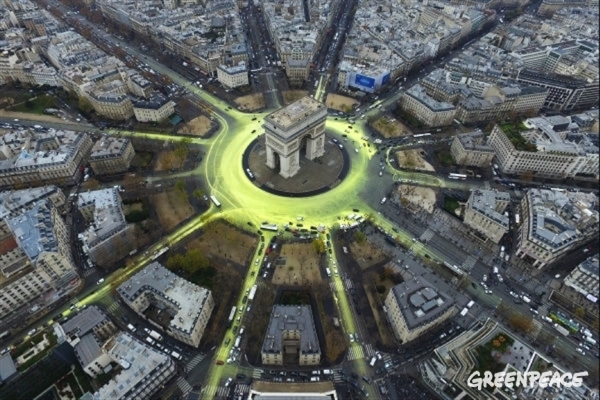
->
354, 74, 375, 89
382, 72, 390, 85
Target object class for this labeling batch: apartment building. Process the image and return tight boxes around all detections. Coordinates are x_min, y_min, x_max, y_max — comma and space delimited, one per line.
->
117, 262, 214, 348
385, 276, 455, 343
89, 137, 135, 176
463, 189, 510, 243
0, 199, 77, 319
488, 122, 598, 178
88, 92, 134, 121
0, 129, 93, 188
59, 306, 118, 378
261, 305, 321, 366
564, 256, 599, 304
77, 188, 135, 268
400, 85, 456, 127
132, 95, 174, 123
286, 58, 310, 83
88, 332, 176, 400
216, 62, 249, 89
516, 69, 598, 111
450, 131, 495, 167
515, 189, 599, 268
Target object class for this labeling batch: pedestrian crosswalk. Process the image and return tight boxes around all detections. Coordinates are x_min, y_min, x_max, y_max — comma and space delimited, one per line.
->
347, 344, 364, 360
202, 385, 217, 398
176, 377, 192, 397
333, 372, 344, 383
382, 354, 393, 364
252, 369, 263, 379
107, 302, 120, 313
186, 353, 205, 371
82, 268, 95, 277
215, 385, 230, 399
329, 280, 343, 293
461, 255, 477, 271
363, 343, 375, 358
235, 384, 250, 395
419, 229, 435, 242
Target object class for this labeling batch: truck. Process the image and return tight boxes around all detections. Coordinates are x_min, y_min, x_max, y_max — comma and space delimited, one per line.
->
370, 357, 377, 367
127, 324, 136, 332
521, 295, 531, 304
234, 336, 241, 348
149, 330, 163, 341
171, 351, 183, 360
460, 307, 469, 316
325, 268, 331, 277
585, 336, 597, 345
248, 285, 258, 301
553, 324, 569, 337
467, 300, 475, 308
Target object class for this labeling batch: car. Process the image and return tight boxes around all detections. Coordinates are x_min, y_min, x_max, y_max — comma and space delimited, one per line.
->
482, 274, 488, 282
27, 328, 37, 336
576, 347, 585, 356
485, 289, 492, 294
97, 278, 105, 285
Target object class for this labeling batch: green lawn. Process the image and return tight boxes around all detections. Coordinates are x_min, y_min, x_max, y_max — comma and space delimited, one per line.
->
443, 197, 460, 215
435, 149, 454, 166
10, 95, 57, 115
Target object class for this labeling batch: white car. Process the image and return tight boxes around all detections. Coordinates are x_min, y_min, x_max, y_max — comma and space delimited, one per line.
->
576, 347, 585, 356
97, 278, 105, 285
482, 274, 488, 282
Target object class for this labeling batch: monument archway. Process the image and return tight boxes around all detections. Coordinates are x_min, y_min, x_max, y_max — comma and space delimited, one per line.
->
263, 96, 327, 179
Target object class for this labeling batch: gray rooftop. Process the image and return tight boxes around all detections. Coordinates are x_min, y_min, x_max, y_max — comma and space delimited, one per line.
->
117, 262, 212, 336
390, 277, 454, 331
469, 190, 510, 228
262, 305, 320, 356
90, 137, 131, 160
0, 186, 61, 220
456, 131, 495, 153
405, 84, 455, 112
93, 332, 173, 400
6, 199, 57, 262
77, 188, 127, 248
61, 305, 109, 338
0, 353, 17, 382
74, 334, 103, 368
526, 189, 599, 251
579, 256, 599, 278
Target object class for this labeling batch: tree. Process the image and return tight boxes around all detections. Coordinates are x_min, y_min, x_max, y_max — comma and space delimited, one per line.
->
312, 238, 326, 254
78, 96, 94, 115
508, 315, 533, 333
192, 188, 205, 199
574, 306, 585, 319
354, 231, 366, 244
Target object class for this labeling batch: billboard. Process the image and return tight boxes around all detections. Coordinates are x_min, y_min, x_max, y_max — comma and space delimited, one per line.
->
382, 72, 391, 85
354, 74, 376, 89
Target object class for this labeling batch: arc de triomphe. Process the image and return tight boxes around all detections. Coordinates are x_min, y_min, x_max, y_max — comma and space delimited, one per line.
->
263, 96, 328, 178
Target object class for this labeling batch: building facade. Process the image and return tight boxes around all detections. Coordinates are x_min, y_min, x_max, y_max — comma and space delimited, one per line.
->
463, 189, 510, 243
564, 256, 599, 304
515, 189, 598, 268
117, 262, 214, 347
89, 137, 135, 176
263, 97, 327, 178
133, 96, 175, 123
450, 131, 495, 167
261, 305, 321, 366
400, 85, 456, 127
385, 277, 455, 343
0, 129, 93, 188
216, 62, 249, 88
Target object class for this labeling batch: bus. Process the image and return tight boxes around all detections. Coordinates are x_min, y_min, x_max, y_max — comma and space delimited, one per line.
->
448, 173, 467, 180
211, 195, 221, 207
413, 133, 432, 138
260, 223, 278, 232
550, 188, 566, 193
228, 306, 237, 327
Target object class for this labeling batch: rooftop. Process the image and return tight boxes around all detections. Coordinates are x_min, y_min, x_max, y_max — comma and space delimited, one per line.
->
5, 199, 57, 262
390, 276, 454, 331
77, 188, 127, 248
0, 186, 61, 220
262, 305, 320, 356
117, 262, 211, 338
93, 332, 173, 400
61, 306, 109, 338
265, 96, 326, 133
468, 189, 510, 228
90, 137, 131, 160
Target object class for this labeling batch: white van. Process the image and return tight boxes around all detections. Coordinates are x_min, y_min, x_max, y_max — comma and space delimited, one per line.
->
467, 300, 475, 308
370, 357, 377, 367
